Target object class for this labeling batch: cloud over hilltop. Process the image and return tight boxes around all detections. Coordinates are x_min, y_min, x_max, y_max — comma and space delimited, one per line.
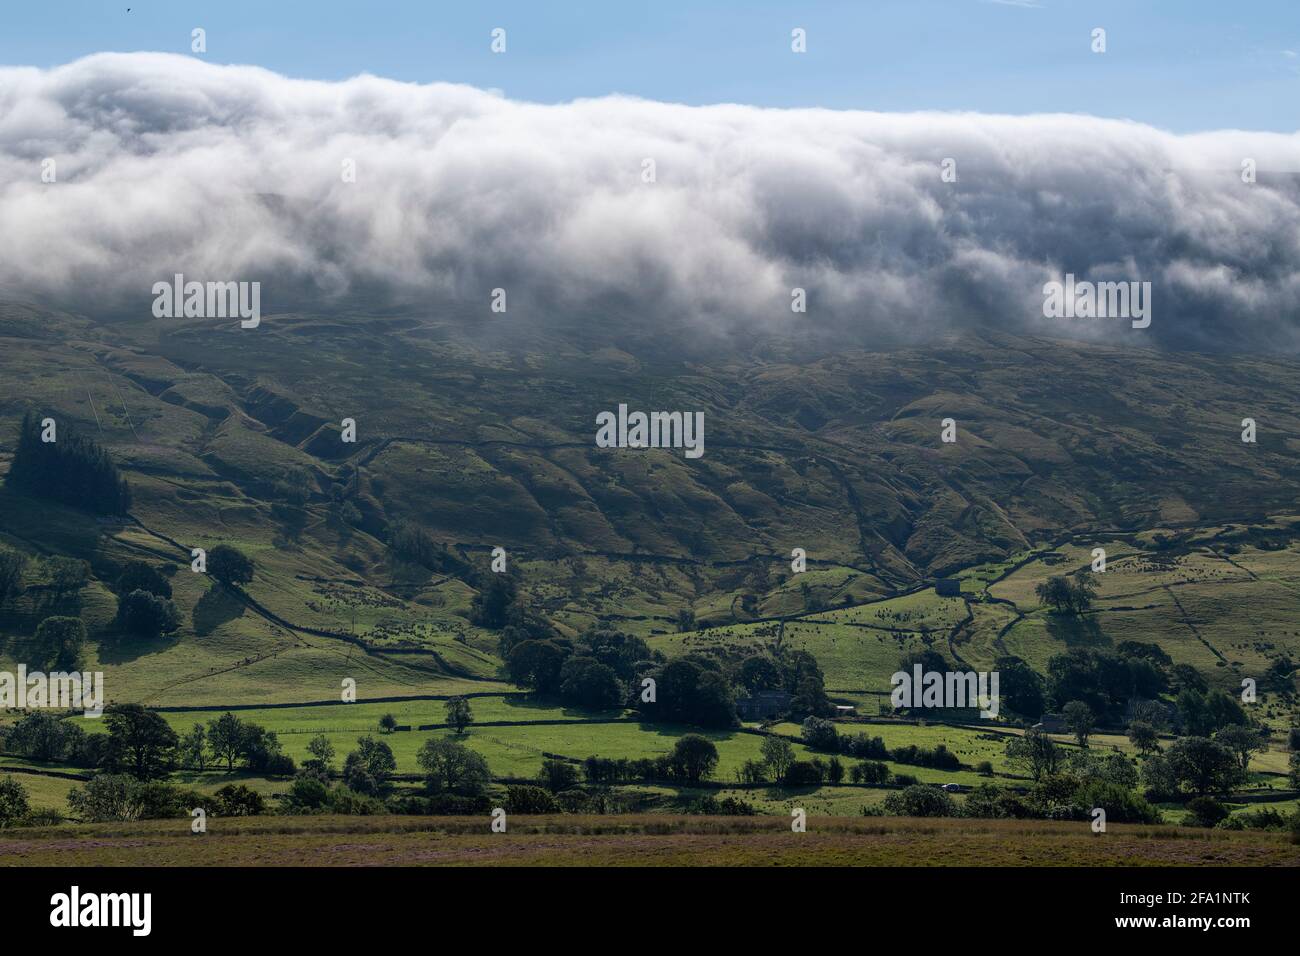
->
1, 52, 1299, 351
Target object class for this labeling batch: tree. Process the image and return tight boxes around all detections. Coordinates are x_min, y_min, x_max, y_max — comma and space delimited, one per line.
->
738, 655, 784, 693
114, 560, 172, 599
46, 557, 89, 600
445, 697, 473, 734
801, 716, 839, 752
207, 712, 246, 772
103, 704, 178, 780
0, 776, 30, 827
178, 723, 207, 771
1127, 720, 1160, 757
1004, 727, 1061, 781
506, 640, 568, 694
7, 712, 72, 761
207, 545, 254, 587
33, 616, 86, 670
1069, 571, 1098, 614
761, 735, 795, 779
652, 659, 737, 728
1166, 736, 1245, 796
115, 589, 180, 639
0, 547, 27, 606
214, 783, 265, 817
993, 655, 1045, 720
343, 736, 397, 794
5, 412, 130, 514
469, 573, 518, 629
504, 784, 559, 814
305, 734, 335, 771
1213, 724, 1269, 774
559, 657, 622, 710
538, 758, 580, 792
676, 608, 696, 633
416, 738, 491, 796
379, 713, 397, 733
1185, 796, 1230, 828
882, 784, 956, 818
1062, 701, 1095, 748
669, 735, 719, 783
1035, 576, 1074, 613
66, 774, 145, 822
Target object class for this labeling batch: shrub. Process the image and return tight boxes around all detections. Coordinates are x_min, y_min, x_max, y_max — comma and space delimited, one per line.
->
504, 785, 559, 814
0, 776, 30, 827
882, 784, 956, 818
213, 783, 265, 816
782, 760, 825, 786
1074, 781, 1161, 824
1184, 796, 1230, 829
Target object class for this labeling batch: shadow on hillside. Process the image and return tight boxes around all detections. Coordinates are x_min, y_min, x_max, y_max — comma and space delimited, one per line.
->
497, 694, 624, 720
95, 628, 174, 665
192, 583, 246, 635
1044, 612, 1110, 648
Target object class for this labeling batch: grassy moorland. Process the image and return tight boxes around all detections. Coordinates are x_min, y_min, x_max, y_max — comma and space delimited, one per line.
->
0, 815, 1295, 867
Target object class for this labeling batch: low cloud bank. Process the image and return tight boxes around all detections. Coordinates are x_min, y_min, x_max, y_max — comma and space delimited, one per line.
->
2, 53, 1298, 351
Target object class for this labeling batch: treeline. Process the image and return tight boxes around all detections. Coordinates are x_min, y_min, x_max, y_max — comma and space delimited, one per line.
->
502, 619, 833, 728
6, 412, 130, 515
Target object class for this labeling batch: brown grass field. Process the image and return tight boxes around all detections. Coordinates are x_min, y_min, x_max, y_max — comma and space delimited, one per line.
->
1, 815, 1297, 867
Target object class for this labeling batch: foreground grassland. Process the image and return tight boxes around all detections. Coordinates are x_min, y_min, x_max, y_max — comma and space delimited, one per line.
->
0, 815, 1295, 867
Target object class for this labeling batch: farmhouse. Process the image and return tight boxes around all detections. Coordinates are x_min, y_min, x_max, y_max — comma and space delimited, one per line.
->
735, 689, 793, 720
1033, 713, 1069, 734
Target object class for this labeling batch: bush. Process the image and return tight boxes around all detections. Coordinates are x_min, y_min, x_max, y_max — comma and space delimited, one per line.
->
782, 760, 825, 786
0, 776, 31, 827
1074, 781, 1161, 824
801, 716, 839, 752
328, 787, 384, 815
1185, 796, 1230, 829
504, 785, 559, 814
849, 760, 890, 785
213, 783, 265, 817
287, 777, 330, 811
538, 758, 580, 792
387, 793, 491, 815
67, 775, 203, 821
882, 784, 956, 818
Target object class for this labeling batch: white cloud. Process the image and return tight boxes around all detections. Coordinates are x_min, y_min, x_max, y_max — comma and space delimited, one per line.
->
2, 53, 1299, 351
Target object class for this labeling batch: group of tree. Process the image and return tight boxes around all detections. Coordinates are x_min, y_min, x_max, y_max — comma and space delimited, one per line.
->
131, 709, 289, 778
66, 775, 264, 822
1034, 571, 1098, 615
795, 717, 961, 772
576, 736, 722, 786
6, 412, 131, 514
0, 546, 27, 607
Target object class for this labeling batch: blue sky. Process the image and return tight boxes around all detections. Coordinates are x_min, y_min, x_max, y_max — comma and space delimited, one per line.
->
1, 0, 1297, 132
